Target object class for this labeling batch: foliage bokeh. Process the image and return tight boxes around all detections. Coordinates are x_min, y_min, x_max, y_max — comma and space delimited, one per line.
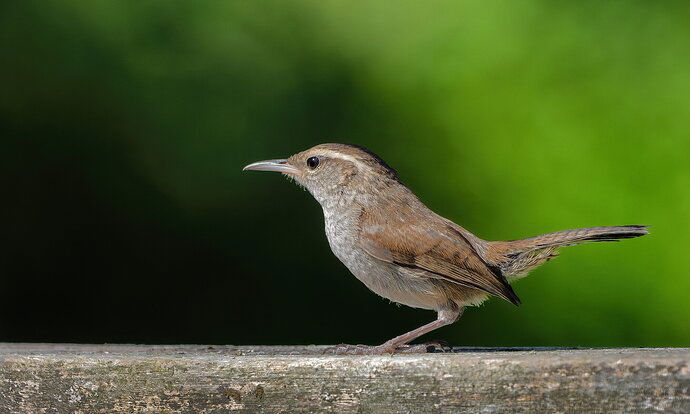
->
1, 1, 689, 346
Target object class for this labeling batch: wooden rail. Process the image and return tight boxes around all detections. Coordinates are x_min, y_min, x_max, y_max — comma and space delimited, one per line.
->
0, 344, 688, 413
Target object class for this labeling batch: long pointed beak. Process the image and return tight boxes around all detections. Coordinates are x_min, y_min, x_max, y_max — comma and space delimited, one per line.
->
242, 159, 299, 175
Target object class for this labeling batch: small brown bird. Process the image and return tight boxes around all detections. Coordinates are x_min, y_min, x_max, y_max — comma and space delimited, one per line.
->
243, 143, 647, 354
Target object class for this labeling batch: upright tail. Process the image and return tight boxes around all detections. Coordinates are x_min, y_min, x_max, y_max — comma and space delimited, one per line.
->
490, 225, 648, 279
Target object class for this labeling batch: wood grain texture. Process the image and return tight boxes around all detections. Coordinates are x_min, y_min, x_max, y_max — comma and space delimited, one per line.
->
1, 344, 688, 413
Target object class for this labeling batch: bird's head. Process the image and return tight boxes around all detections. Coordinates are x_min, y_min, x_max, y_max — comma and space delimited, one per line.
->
243, 143, 401, 206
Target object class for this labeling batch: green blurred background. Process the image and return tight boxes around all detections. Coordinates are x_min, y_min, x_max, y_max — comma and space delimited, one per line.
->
1, 1, 688, 347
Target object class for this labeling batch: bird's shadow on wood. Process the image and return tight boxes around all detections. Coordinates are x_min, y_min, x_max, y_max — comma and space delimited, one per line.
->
442, 346, 581, 353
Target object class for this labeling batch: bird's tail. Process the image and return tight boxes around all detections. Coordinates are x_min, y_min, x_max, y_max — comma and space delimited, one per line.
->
489, 225, 648, 279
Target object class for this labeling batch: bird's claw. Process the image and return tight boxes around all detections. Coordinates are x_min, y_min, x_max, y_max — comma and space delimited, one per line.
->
322, 341, 451, 355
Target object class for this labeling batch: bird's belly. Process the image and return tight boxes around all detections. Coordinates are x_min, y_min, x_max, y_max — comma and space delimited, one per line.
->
324, 220, 443, 310
343, 254, 442, 310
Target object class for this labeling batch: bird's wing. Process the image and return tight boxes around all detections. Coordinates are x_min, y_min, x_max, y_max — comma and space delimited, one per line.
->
358, 207, 521, 305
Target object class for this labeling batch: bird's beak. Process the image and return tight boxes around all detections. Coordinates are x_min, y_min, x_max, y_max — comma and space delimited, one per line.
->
242, 159, 299, 175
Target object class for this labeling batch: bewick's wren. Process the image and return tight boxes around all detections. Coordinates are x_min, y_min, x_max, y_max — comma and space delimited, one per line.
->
243, 143, 647, 354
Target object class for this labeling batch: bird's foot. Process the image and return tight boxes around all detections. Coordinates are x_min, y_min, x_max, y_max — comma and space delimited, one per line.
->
379, 340, 451, 354
322, 341, 450, 355
419, 339, 451, 353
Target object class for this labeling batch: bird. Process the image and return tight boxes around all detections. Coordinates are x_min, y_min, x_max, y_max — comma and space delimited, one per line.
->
243, 143, 648, 354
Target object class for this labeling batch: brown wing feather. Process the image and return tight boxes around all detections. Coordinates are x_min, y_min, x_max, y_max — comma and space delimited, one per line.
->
358, 206, 520, 305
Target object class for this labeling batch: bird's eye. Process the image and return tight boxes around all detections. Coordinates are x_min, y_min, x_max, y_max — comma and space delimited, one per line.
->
306, 156, 320, 170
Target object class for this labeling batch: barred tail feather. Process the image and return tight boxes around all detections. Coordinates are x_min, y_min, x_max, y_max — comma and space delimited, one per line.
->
510, 225, 649, 249
491, 225, 648, 279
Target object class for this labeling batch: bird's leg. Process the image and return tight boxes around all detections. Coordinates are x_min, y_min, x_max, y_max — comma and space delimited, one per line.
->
375, 307, 463, 354
323, 307, 463, 355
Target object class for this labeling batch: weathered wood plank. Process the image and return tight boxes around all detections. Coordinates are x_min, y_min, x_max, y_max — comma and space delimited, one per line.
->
0, 344, 688, 413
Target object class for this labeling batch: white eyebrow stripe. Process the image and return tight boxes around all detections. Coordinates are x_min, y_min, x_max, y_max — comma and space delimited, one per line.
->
318, 149, 370, 171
